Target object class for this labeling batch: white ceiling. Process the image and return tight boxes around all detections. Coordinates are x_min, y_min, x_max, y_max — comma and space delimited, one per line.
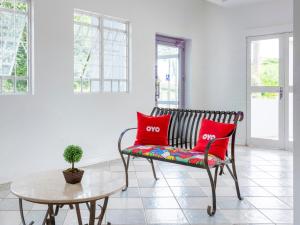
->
205, 0, 275, 7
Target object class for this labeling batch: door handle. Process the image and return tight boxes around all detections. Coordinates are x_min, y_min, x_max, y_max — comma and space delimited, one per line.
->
279, 87, 283, 100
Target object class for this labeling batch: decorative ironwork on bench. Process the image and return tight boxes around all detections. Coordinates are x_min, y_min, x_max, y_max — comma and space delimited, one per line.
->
118, 107, 244, 216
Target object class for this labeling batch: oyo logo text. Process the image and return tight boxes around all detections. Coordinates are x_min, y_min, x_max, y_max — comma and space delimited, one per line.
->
146, 126, 160, 133
202, 134, 216, 140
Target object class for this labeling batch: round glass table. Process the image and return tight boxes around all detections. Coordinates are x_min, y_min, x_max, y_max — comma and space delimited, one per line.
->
11, 168, 125, 225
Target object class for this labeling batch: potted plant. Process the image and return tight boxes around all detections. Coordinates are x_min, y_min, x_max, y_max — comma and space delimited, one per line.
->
63, 145, 84, 184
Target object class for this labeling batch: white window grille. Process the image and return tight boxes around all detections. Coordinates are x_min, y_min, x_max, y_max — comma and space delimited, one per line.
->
0, 0, 31, 94
74, 10, 129, 93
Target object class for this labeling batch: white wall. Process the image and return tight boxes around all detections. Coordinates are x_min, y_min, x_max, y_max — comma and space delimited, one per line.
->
0, 0, 205, 183
294, 0, 299, 223
0, 0, 294, 183
199, 0, 293, 144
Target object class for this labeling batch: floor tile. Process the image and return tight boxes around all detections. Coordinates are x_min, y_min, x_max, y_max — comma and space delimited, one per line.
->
142, 197, 180, 209
106, 209, 146, 224
222, 209, 272, 224
162, 171, 191, 179
171, 186, 207, 197
245, 197, 290, 209
112, 187, 140, 198
136, 172, 162, 179
167, 178, 200, 187
240, 186, 273, 197
263, 187, 293, 197
278, 196, 294, 208
108, 197, 143, 209
217, 197, 255, 209
138, 178, 169, 188
260, 209, 293, 224
183, 209, 230, 224
27, 209, 67, 225
140, 187, 173, 197
145, 209, 188, 224
0, 211, 24, 225
64, 209, 103, 225
177, 197, 214, 209
0, 198, 33, 210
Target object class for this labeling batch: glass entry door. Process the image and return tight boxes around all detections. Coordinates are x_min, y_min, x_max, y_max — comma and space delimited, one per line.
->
247, 33, 293, 149
155, 35, 185, 108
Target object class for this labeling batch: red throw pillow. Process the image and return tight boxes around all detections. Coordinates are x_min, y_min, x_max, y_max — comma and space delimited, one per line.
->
134, 112, 171, 146
192, 119, 236, 160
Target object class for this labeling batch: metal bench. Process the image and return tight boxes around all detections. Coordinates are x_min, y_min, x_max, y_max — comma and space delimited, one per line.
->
118, 107, 244, 216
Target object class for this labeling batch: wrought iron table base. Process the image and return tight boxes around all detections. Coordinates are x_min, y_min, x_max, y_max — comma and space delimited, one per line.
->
19, 197, 111, 225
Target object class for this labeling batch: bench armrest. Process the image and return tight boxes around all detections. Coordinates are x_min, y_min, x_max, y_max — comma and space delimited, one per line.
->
204, 136, 231, 168
118, 128, 137, 153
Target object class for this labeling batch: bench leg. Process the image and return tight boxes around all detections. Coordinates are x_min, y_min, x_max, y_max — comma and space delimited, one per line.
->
206, 167, 217, 216
149, 159, 159, 180
123, 155, 131, 191
214, 166, 219, 189
226, 163, 243, 200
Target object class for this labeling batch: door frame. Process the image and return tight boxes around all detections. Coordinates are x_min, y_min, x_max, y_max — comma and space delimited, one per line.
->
246, 32, 293, 150
155, 34, 185, 108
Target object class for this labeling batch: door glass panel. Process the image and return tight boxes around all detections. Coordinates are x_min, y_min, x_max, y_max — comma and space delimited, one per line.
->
289, 37, 293, 86
157, 44, 179, 108
251, 92, 279, 140
251, 39, 279, 86
289, 92, 293, 141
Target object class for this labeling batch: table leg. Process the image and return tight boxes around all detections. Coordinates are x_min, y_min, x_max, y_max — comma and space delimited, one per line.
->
42, 208, 50, 225
88, 201, 96, 225
47, 204, 56, 225
18, 198, 34, 225
97, 197, 109, 225
75, 203, 83, 225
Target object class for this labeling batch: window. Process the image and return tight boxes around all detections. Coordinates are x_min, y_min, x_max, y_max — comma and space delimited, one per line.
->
0, 0, 31, 94
74, 10, 129, 93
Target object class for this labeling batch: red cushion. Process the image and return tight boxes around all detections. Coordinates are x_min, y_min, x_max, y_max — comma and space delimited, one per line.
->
134, 112, 171, 146
192, 119, 236, 160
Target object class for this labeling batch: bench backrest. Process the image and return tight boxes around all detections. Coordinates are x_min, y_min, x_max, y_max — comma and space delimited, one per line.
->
150, 107, 244, 151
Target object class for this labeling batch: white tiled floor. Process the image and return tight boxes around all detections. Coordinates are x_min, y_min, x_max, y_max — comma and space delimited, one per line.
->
0, 146, 293, 225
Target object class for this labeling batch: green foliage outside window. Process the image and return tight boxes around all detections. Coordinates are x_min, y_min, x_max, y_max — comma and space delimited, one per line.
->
259, 58, 279, 99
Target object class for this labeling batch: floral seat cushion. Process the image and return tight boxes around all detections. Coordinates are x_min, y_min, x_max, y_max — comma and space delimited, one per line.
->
121, 145, 226, 167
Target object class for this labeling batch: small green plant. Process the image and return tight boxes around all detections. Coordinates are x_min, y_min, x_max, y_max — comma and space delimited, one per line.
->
63, 145, 83, 171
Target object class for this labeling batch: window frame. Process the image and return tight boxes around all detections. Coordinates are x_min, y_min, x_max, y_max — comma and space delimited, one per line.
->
0, 0, 32, 95
73, 9, 130, 94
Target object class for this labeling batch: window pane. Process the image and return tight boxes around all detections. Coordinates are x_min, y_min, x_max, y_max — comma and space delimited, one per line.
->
251, 39, 279, 86
82, 79, 90, 93
73, 79, 81, 93
0, 0, 14, 10
103, 28, 128, 83
74, 12, 99, 26
91, 80, 100, 92
16, 79, 27, 93
289, 37, 293, 86
119, 81, 127, 92
289, 92, 293, 141
2, 78, 14, 93
74, 23, 100, 79
0, 0, 30, 94
158, 45, 179, 56
103, 80, 111, 92
251, 92, 279, 140
112, 80, 119, 92
16, 0, 28, 13
103, 19, 126, 31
